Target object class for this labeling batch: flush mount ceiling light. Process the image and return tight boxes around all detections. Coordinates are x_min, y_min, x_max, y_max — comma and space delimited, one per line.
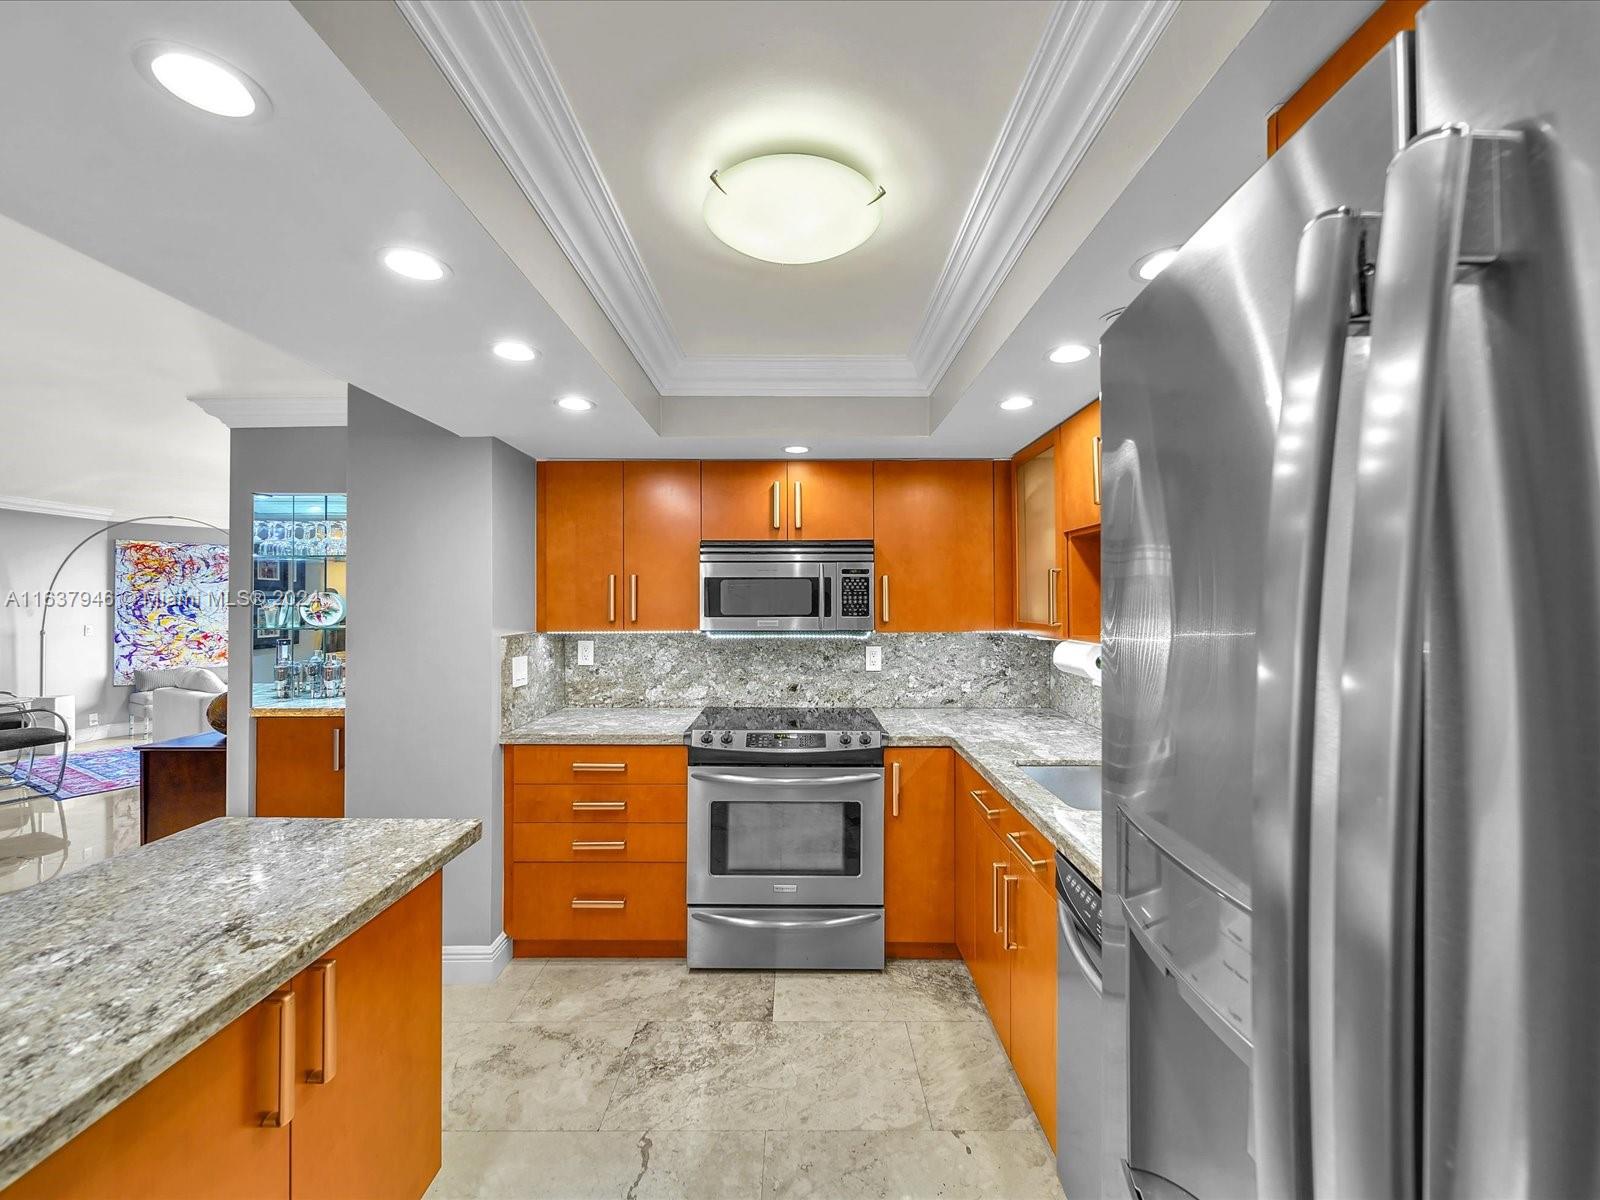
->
1133, 246, 1181, 282
381, 247, 448, 282
135, 43, 267, 119
704, 154, 886, 265
1048, 343, 1092, 365
556, 395, 594, 412
1000, 395, 1035, 412
784, 445, 810, 455
492, 340, 537, 362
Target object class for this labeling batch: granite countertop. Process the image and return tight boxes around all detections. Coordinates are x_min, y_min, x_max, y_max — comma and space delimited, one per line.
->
502, 706, 1103, 886
0, 817, 480, 1190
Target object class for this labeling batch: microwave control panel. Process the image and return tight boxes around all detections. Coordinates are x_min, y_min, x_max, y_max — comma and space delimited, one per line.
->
838, 568, 872, 618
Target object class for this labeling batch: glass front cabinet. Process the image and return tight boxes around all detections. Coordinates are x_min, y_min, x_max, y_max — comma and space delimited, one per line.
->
251, 493, 347, 710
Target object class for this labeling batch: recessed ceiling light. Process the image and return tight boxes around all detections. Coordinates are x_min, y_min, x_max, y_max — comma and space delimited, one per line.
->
1133, 246, 1181, 281
1000, 395, 1035, 412
784, 445, 810, 455
492, 340, 537, 362
556, 395, 594, 412
704, 154, 886, 265
1048, 343, 1091, 365
381, 247, 448, 282
135, 44, 266, 119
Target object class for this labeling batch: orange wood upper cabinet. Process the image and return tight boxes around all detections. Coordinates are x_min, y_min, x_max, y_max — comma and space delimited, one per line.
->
884, 748, 955, 949
255, 715, 344, 818
538, 461, 624, 629
786, 461, 874, 540
991, 462, 1016, 633
971, 816, 1014, 1048
1007, 868, 1059, 1149
1013, 429, 1065, 635
623, 461, 701, 629
873, 461, 996, 632
289, 873, 442, 1200
1, 999, 292, 1200
700, 461, 789, 540
1059, 399, 1101, 534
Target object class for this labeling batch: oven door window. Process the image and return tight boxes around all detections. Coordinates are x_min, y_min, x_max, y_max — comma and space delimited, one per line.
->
709, 801, 862, 876
704, 576, 820, 619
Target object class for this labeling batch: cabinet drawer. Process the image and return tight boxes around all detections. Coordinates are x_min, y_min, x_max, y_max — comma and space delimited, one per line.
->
509, 744, 686, 785
513, 822, 686, 863
510, 862, 686, 941
512, 784, 686, 823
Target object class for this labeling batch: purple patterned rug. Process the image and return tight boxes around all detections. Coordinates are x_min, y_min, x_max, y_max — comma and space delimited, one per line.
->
7, 746, 142, 799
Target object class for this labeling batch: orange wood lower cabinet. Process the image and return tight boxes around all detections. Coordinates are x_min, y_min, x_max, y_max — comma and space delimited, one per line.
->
2, 874, 444, 1200
955, 758, 1000, 964
510, 862, 686, 948
971, 818, 1014, 1049
511, 783, 686, 824
255, 715, 344, 818
884, 748, 955, 952
1007, 868, 1059, 1150
513, 821, 686, 864
289, 873, 442, 1200
508, 744, 687, 786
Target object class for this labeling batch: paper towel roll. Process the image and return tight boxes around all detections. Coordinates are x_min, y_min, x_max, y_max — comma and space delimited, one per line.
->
1052, 639, 1102, 687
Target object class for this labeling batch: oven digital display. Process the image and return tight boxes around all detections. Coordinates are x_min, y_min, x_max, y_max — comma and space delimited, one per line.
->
745, 732, 826, 749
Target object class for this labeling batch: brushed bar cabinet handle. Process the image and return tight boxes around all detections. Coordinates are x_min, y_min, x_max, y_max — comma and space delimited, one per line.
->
571, 840, 626, 851
970, 789, 1002, 819
1047, 567, 1060, 626
1251, 205, 1371, 1200
1329, 125, 1517, 1200
630, 574, 638, 623
571, 800, 627, 811
991, 862, 1006, 934
306, 960, 337, 1084
793, 480, 803, 530
880, 575, 890, 624
572, 762, 627, 773
771, 481, 782, 530
332, 727, 341, 773
608, 574, 616, 623
571, 897, 626, 910
1091, 436, 1102, 505
1002, 876, 1018, 951
262, 988, 295, 1128
891, 761, 901, 818
1007, 830, 1049, 871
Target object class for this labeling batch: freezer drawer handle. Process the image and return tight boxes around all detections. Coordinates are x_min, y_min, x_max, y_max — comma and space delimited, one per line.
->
691, 910, 880, 931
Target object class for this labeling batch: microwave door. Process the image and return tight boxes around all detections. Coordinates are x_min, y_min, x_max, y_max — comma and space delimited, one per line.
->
701, 560, 825, 632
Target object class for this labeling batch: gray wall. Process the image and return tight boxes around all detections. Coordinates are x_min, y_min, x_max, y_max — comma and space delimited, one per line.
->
0, 508, 226, 735
227, 425, 348, 814
346, 388, 534, 949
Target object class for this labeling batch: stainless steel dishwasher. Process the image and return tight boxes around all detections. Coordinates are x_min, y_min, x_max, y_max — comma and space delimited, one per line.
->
1057, 851, 1104, 1198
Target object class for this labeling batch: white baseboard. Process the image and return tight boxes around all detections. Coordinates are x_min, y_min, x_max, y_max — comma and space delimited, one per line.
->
442, 932, 512, 985
77, 723, 131, 744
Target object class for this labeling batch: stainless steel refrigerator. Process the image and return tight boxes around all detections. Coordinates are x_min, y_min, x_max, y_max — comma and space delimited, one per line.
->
1099, 3, 1600, 1197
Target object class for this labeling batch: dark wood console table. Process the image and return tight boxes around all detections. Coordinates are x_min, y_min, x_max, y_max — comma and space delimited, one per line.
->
136, 731, 226, 844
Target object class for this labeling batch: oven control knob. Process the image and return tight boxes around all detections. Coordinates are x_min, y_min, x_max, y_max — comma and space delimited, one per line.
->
857, 732, 872, 745
700, 732, 713, 744
720, 732, 734, 745
839, 733, 852, 746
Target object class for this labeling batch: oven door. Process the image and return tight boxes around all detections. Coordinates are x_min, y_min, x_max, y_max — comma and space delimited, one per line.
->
688, 765, 885, 906
700, 559, 825, 632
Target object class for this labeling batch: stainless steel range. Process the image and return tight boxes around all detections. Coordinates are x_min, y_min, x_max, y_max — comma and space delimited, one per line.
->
686, 706, 885, 970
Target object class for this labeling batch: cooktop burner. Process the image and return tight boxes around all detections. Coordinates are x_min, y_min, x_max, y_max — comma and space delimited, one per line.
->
686, 706, 884, 733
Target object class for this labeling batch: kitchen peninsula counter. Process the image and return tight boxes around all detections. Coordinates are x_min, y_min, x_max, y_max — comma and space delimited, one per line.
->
503, 706, 1103, 885
0, 817, 479, 1190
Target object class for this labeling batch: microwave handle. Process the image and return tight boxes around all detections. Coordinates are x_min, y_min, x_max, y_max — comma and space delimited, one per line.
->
824, 573, 832, 619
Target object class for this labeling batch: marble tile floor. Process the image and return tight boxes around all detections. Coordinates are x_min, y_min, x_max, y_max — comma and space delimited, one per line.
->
432, 958, 1066, 1200
0, 785, 140, 896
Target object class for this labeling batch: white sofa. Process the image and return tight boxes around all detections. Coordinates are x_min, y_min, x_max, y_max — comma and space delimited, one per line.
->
130, 666, 228, 742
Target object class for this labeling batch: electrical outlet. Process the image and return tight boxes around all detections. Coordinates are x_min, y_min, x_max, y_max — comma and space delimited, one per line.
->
511, 655, 529, 687
865, 645, 883, 671
87, 713, 100, 726
576, 640, 595, 667
82, 624, 92, 637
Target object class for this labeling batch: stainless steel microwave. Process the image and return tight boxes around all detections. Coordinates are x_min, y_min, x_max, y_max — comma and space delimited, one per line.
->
699, 541, 874, 633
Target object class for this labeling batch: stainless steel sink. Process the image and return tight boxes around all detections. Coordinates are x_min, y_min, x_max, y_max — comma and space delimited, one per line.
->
1021, 764, 1102, 811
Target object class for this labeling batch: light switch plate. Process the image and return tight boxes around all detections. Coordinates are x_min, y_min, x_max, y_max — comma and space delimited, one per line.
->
865, 645, 883, 671
577, 640, 596, 667
511, 655, 529, 687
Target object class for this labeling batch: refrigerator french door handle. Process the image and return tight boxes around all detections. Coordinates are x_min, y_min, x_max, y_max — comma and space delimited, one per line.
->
1329, 124, 1519, 1200
1250, 206, 1374, 1200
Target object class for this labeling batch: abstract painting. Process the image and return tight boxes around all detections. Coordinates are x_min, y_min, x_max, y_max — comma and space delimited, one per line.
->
113, 540, 229, 685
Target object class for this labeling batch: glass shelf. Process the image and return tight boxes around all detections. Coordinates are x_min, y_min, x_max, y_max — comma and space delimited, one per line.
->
252, 492, 348, 707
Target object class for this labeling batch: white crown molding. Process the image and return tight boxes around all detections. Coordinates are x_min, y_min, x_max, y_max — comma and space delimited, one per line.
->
0, 494, 115, 521
190, 396, 349, 427
399, 0, 1172, 398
